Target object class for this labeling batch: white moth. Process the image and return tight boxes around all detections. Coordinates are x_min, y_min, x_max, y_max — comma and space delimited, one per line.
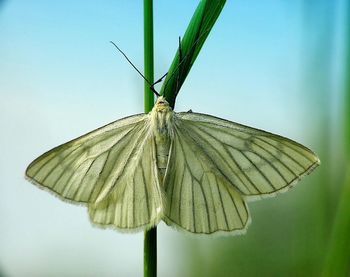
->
26, 96, 320, 234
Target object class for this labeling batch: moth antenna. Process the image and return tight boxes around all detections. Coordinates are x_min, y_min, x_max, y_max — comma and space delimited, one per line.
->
110, 41, 160, 97
152, 72, 168, 88
150, 72, 168, 97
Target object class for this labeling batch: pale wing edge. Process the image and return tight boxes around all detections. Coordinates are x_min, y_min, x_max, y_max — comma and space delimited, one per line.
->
244, 158, 319, 202
24, 174, 89, 206
163, 208, 251, 237
88, 213, 161, 233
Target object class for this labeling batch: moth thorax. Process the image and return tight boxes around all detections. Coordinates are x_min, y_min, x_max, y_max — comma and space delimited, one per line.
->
151, 109, 174, 138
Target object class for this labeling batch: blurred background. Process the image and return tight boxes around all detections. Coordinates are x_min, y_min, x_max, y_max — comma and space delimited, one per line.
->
0, 0, 349, 276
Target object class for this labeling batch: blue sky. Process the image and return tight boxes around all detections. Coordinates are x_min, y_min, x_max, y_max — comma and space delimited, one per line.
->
0, 0, 344, 276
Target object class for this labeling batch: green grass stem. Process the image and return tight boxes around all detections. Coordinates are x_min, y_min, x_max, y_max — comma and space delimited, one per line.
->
143, 0, 156, 277
144, 0, 155, 112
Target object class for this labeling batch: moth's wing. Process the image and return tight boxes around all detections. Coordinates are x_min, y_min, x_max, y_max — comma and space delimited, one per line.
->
174, 112, 320, 199
26, 113, 151, 205
88, 134, 164, 230
163, 124, 250, 234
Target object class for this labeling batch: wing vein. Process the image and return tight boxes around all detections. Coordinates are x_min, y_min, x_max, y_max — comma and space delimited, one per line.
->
252, 140, 294, 182
257, 137, 306, 170
215, 175, 229, 230
222, 144, 261, 193
141, 164, 150, 220
92, 123, 146, 202
240, 150, 277, 190
185, 123, 260, 194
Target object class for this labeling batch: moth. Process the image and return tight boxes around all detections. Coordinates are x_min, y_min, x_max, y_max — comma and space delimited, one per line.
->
26, 96, 320, 234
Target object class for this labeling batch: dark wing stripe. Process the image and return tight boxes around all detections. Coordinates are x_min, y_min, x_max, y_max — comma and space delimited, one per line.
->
215, 175, 229, 230
30, 145, 77, 178
243, 146, 289, 186
50, 148, 89, 191
176, 128, 212, 232
264, 136, 316, 165
178, 124, 239, 195
191, 176, 196, 233
277, 139, 316, 163
192, 120, 252, 142
164, 117, 249, 234
72, 154, 105, 200
120, 186, 126, 228
187, 121, 262, 193
241, 151, 277, 191
32, 122, 137, 181
62, 131, 130, 197
104, 197, 111, 224
227, 189, 244, 226
90, 123, 145, 203
223, 145, 261, 194
186, 123, 261, 194
257, 137, 306, 170
86, 151, 110, 202
175, 131, 193, 230
170, 156, 184, 221
36, 146, 81, 183
61, 158, 95, 197
88, 149, 112, 200
198, 175, 211, 232
132, 167, 137, 225
207, 174, 218, 231
150, 138, 164, 213
141, 164, 150, 220
71, 158, 96, 199
251, 140, 293, 183
38, 151, 75, 191
178, 167, 184, 228
187, 124, 251, 190
253, 138, 298, 178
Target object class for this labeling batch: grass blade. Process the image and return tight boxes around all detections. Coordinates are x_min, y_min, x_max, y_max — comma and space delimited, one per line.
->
160, 0, 226, 108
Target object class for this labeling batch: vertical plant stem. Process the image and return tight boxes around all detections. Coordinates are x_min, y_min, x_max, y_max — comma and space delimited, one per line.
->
143, 1, 157, 277
144, 227, 157, 277
144, 0, 154, 112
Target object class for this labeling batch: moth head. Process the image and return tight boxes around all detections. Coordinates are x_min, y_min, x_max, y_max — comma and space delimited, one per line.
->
154, 96, 171, 112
